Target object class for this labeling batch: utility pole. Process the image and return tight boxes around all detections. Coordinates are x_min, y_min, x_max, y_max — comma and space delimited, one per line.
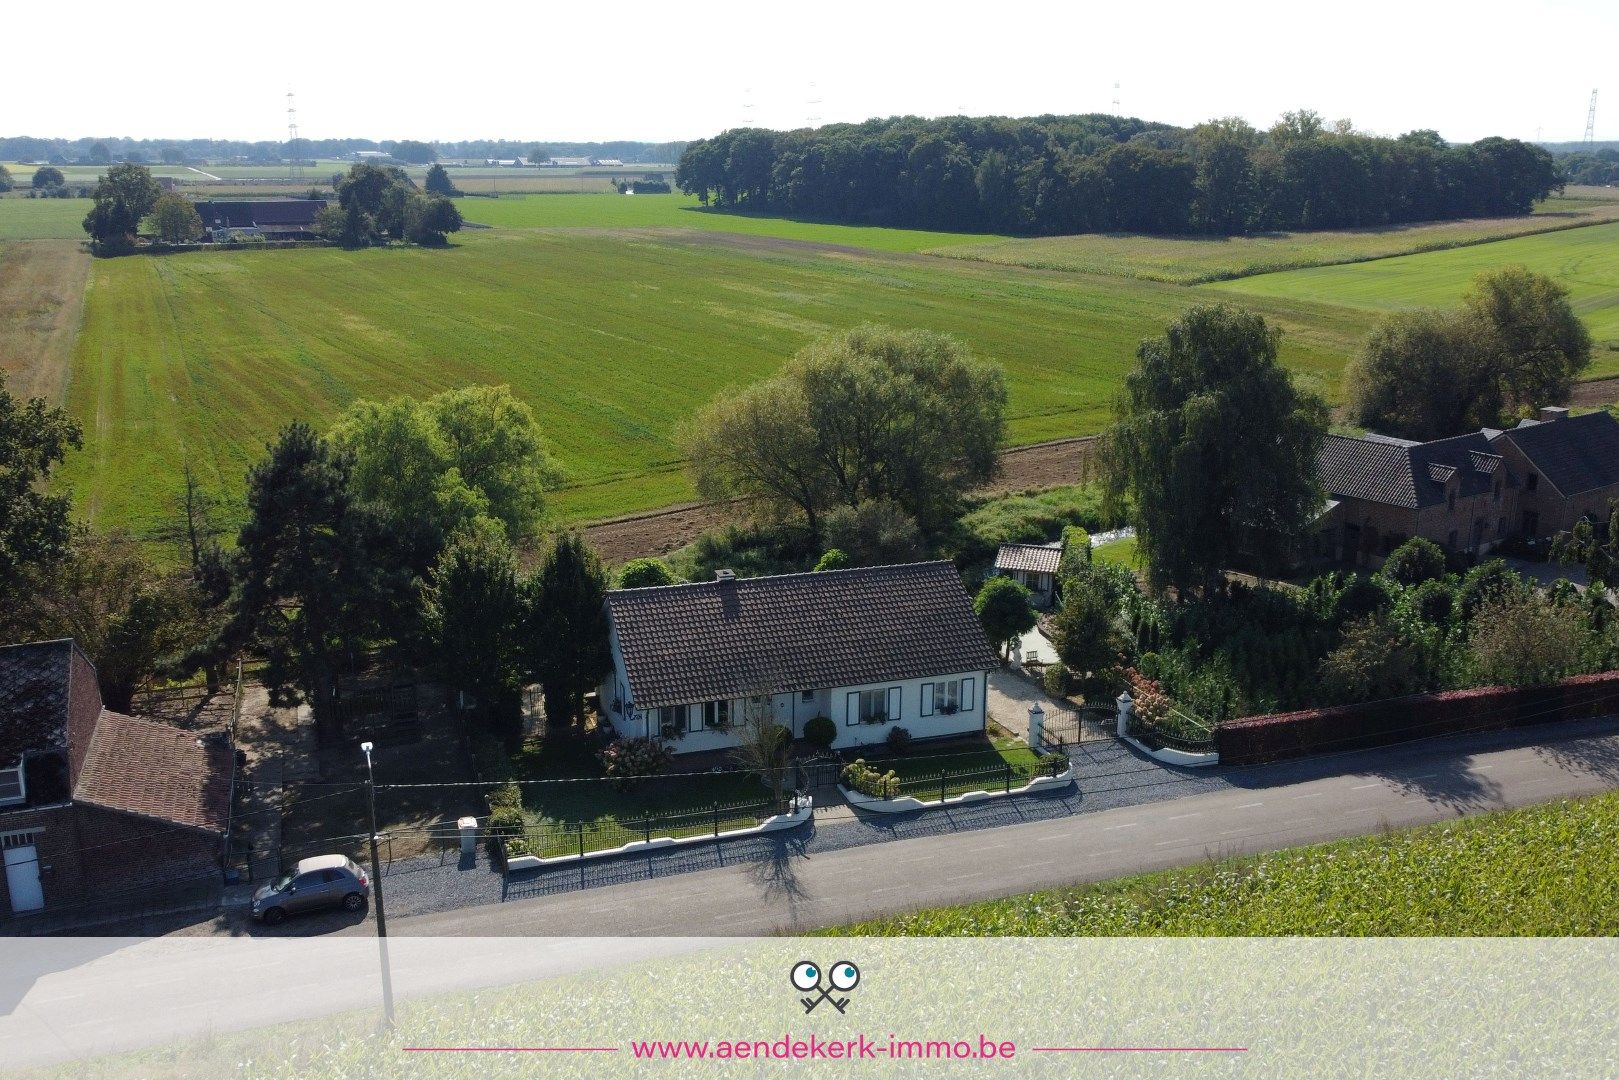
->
360, 741, 395, 1031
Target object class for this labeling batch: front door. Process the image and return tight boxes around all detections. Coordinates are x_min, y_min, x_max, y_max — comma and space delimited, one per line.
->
4, 844, 44, 913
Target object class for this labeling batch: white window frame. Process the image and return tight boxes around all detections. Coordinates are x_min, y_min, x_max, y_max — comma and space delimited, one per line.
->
701, 699, 730, 729
0, 765, 24, 807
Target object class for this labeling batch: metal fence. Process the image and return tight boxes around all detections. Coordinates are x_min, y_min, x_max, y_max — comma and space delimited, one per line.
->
517, 797, 789, 861
1129, 705, 1217, 754
860, 756, 1069, 803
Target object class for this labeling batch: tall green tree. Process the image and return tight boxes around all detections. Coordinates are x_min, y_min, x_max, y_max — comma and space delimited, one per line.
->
330, 385, 561, 548
0, 372, 82, 608
1100, 305, 1328, 595
424, 164, 457, 196
421, 528, 527, 750
31, 166, 65, 190
0, 165, 12, 193
405, 194, 462, 245
147, 193, 203, 244
1462, 266, 1593, 414
683, 325, 1005, 538
522, 533, 612, 728
227, 423, 392, 741
1343, 310, 1495, 440
974, 576, 1036, 661
82, 163, 162, 249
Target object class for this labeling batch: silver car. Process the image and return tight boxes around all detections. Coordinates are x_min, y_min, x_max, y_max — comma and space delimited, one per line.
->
251, 854, 371, 925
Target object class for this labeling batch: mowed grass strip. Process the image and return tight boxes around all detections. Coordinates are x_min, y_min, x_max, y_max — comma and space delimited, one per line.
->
1206, 218, 1619, 347
829, 789, 1619, 936
0, 197, 93, 240
934, 198, 1619, 285
459, 191, 1001, 252
61, 228, 1372, 535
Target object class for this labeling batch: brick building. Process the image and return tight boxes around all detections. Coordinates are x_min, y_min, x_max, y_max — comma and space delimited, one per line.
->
1486, 408, 1619, 539
0, 640, 233, 921
1310, 431, 1516, 569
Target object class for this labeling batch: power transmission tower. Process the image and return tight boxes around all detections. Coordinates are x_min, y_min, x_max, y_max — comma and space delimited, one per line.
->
287, 91, 303, 179
1585, 89, 1598, 146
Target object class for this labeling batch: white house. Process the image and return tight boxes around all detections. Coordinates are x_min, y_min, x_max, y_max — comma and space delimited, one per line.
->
598, 562, 999, 755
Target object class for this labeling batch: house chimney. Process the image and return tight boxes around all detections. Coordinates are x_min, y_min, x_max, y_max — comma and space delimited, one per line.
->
714, 569, 736, 582
1539, 406, 1570, 423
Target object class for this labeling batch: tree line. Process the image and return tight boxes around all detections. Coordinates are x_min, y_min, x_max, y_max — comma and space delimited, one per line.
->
675, 112, 1560, 235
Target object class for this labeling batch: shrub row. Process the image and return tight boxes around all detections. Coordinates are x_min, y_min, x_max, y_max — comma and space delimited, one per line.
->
1218, 670, 1619, 765
840, 759, 900, 799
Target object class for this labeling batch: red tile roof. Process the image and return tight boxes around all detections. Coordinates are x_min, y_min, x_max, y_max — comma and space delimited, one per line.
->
73, 711, 232, 833
993, 543, 1064, 575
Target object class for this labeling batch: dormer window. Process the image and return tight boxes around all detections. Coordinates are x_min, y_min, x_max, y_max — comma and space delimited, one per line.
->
0, 765, 24, 807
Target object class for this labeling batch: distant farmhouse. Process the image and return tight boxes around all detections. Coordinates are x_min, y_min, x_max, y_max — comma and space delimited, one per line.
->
546, 156, 592, 168
1307, 407, 1619, 569
351, 150, 392, 162
192, 199, 327, 243
600, 563, 998, 756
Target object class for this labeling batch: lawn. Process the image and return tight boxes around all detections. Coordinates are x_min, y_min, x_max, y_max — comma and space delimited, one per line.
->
933, 197, 1619, 284
497, 735, 780, 858
58, 228, 1371, 536
1093, 535, 1140, 568
0, 197, 91, 239
1207, 218, 1619, 346
831, 789, 1619, 935
458, 191, 1002, 252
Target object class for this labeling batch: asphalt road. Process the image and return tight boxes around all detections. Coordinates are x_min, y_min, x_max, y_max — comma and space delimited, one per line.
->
3, 718, 1617, 1069
365, 716, 1619, 936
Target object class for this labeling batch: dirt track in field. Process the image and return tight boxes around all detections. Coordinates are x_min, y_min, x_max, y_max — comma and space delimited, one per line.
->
1569, 376, 1619, 409
582, 436, 1098, 564
0, 240, 91, 403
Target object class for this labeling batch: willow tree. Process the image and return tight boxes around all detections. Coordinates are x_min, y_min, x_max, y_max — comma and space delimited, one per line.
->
1100, 305, 1327, 597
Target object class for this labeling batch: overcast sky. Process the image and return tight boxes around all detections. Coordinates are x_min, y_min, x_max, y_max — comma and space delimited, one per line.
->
12, 0, 1613, 144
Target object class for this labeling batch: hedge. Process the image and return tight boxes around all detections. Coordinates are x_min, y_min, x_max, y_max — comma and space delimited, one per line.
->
1218, 670, 1619, 765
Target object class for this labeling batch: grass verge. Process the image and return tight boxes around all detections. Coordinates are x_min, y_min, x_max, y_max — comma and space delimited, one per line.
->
828, 789, 1619, 935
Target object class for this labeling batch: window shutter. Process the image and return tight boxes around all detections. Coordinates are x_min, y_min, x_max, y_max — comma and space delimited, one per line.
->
887, 686, 901, 720
962, 678, 975, 710
921, 683, 935, 717
847, 691, 860, 726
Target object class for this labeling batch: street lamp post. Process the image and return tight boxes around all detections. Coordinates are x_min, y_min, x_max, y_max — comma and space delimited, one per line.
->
360, 741, 396, 1031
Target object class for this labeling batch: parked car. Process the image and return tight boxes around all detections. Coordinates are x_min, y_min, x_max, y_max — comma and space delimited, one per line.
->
251, 854, 370, 925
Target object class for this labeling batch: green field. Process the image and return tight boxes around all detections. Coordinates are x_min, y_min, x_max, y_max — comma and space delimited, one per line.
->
58, 227, 1369, 535
1207, 219, 1619, 345
935, 197, 1619, 284
832, 790, 1619, 936
0, 197, 91, 239
459, 191, 1003, 252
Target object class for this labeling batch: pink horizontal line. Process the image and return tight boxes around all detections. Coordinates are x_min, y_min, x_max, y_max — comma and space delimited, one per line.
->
1031, 1047, 1248, 1053
403, 1047, 619, 1053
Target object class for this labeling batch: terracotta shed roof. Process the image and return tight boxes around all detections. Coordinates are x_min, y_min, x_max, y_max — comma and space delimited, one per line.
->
73, 711, 233, 833
994, 543, 1064, 575
606, 562, 998, 709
